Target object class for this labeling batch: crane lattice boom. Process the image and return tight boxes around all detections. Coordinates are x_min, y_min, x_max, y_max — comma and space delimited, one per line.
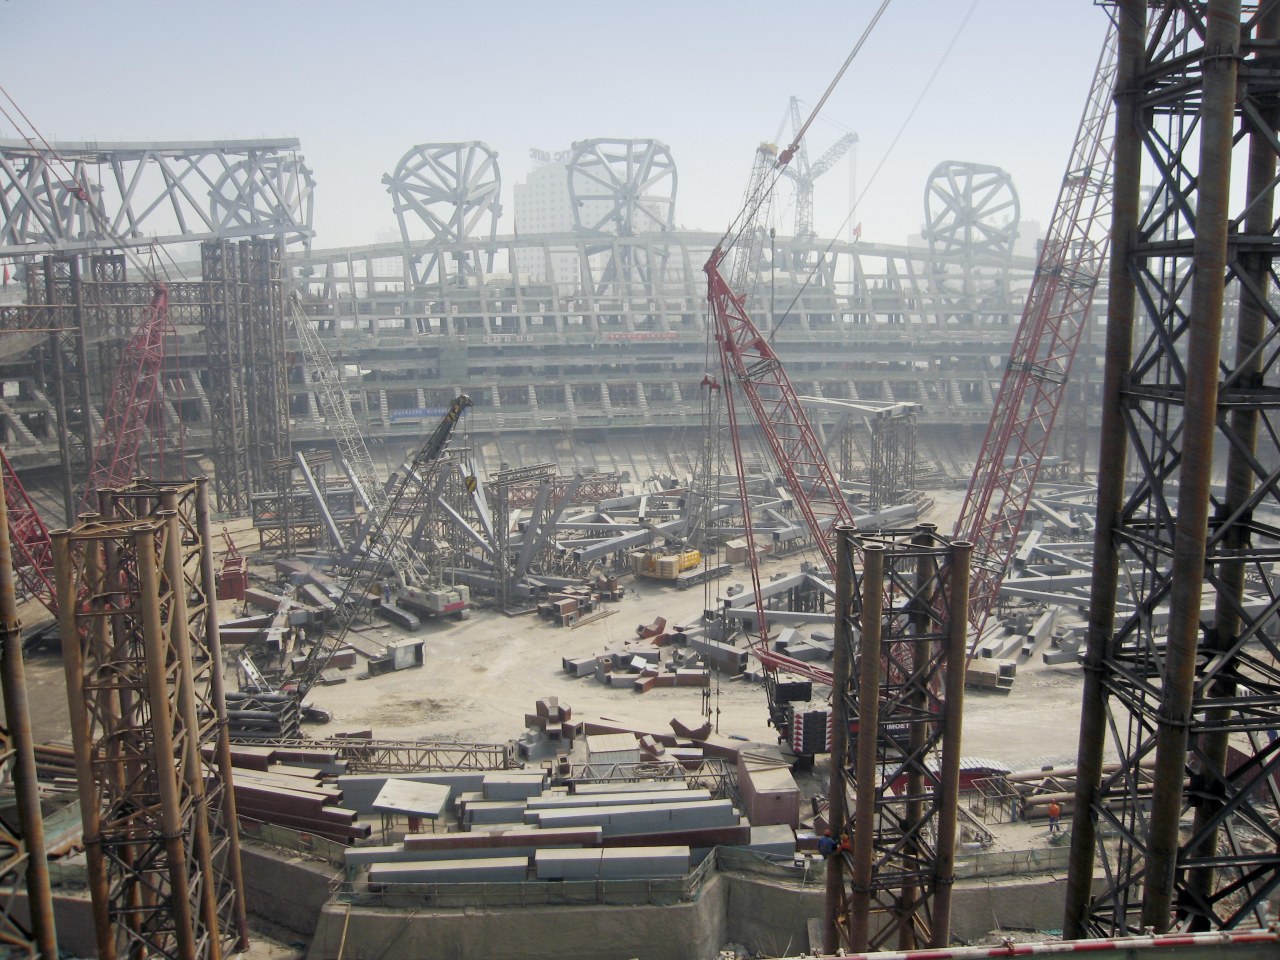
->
952, 21, 1117, 642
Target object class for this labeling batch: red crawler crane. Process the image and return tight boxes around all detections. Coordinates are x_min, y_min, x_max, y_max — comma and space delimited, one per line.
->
2, 281, 174, 616
950, 23, 1115, 642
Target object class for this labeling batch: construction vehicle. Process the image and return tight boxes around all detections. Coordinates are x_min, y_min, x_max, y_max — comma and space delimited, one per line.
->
629, 520, 731, 589
284, 394, 473, 716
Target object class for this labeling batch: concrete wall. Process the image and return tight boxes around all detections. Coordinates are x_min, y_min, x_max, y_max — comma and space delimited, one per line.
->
307, 873, 728, 960
241, 844, 339, 937
303, 865, 1078, 960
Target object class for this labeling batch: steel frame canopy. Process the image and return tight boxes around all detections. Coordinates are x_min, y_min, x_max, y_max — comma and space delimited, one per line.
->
0, 138, 314, 256
383, 141, 501, 287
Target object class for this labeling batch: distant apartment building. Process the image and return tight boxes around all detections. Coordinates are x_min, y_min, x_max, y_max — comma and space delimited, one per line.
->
513, 156, 581, 290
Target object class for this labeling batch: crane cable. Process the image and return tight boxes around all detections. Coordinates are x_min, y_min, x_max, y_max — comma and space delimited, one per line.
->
767, 0, 983, 343
0, 82, 166, 286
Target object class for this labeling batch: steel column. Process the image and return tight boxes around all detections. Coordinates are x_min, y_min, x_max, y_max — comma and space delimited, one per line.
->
0, 474, 57, 957
1064, 0, 1145, 938
848, 541, 884, 953
824, 523, 857, 954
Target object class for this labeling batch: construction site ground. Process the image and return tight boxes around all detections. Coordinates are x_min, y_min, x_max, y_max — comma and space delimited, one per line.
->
12, 487, 1093, 771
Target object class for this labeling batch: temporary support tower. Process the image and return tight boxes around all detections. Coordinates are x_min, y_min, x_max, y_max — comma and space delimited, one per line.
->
53, 478, 247, 960
825, 525, 971, 952
1064, 0, 1280, 936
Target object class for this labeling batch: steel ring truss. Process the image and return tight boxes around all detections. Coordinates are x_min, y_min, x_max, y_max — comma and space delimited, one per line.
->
924, 161, 1019, 324
567, 138, 676, 298
383, 142, 501, 288
210, 154, 315, 252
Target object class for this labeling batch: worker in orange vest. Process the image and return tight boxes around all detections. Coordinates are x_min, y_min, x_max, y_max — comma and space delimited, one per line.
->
1047, 800, 1062, 834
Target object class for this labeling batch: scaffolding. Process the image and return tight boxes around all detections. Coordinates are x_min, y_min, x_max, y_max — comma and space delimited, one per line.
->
52, 478, 246, 960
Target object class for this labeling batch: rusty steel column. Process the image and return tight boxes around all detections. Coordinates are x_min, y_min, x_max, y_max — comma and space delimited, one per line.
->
824, 523, 857, 954
1141, 0, 1241, 932
1189, 0, 1280, 914
195, 478, 250, 949
0, 481, 58, 958
53, 529, 115, 959
930, 539, 971, 948
899, 525, 937, 950
848, 541, 885, 953
1063, 0, 1146, 938
134, 524, 199, 960
159, 492, 222, 959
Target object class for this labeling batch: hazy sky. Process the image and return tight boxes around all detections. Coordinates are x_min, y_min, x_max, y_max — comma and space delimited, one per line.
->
3, 1, 1111, 251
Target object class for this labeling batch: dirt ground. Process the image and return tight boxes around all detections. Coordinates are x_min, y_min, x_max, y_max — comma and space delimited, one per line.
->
8, 485, 1094, 772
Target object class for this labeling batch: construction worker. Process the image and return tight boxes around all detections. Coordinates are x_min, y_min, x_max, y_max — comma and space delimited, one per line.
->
817, 829, 839, 858
1047, 800, 1062, 834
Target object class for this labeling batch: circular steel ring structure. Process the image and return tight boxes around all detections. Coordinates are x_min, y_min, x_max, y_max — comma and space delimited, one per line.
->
210, 153, 315, 249
383, 141, 502, 284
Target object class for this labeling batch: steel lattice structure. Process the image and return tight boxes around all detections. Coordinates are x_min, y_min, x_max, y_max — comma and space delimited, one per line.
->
924, 161, 1020, 325
825, 527, 970, 953
953, 21, 1117, 640
0, 138, 314, 257
53, 478, 246, 960
568, 138, 677, 297
1065, 0, 1280, 937
384, 142, 501, 287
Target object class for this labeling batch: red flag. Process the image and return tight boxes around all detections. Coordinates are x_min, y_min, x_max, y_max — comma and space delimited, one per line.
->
852, 222, 862, 242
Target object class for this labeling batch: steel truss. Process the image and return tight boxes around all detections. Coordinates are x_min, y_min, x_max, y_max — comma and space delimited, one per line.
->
568, 138, 676, 297
52, 478, 246, 960
231, 737, 514, 774
953, 21, 1117, 640
1065, 0, 1280, 937
0, 138, 313, 257
825, 526, 970, 953
383, 142, 501, 287
924, 161, 1020, 325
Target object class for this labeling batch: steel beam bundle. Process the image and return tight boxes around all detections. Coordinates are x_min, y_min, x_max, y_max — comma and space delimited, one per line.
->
1065, 0, 1280, 937
826, 525, 971, 954
52, 477, 246, 960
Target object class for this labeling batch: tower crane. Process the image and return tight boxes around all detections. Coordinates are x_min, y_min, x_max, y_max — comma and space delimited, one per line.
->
779, 95, 858, 242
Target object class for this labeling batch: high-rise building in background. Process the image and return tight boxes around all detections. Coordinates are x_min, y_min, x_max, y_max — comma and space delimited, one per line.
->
513, 157, 580, 289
